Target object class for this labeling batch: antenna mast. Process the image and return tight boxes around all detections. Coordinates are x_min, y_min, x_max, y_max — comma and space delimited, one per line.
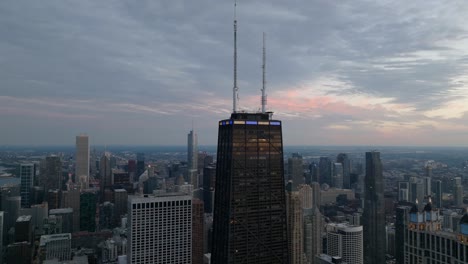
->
261, 32, 267, 113
233, 0, 239, 113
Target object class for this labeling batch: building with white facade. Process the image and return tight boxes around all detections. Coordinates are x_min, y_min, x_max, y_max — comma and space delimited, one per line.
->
326, 223, 363, 264
39, 233, 72, 262
128, 193, 192, 264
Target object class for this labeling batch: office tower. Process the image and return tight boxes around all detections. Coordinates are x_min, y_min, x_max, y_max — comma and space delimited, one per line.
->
80, 191, 96, 232
332, 163, 343, 189
114, 189, 128, 224
319, 157, 332, 185
288, 153, 304, 190
39, 233, 72, 262
47, 189, 60, 209
203, 165, 216, 213
76, 134, 90, 189
409, 180, 424, 206
309, 163, 319, 184
100, 153, 112, 201
5, 196, 21, 234
128, 194, 192, 264
99, 202, 115, 230
326, 223, 363, 264
61, 188, 80, 232
136, 153, 145, 180
298, 184, 313, 209
0, 184, 20, 211
19, 164, 35, 208
336, 153, 350, 189
143, 176, 158, 194
286, 183, 304, 264
211, 113, 289, 264
395, 206, 411, 264
363, 151, 386, 264
193, 199, 204, 264
310, 182, 321, 209
423, 177, 431, 196
6, 241, 31, 264
31, 186, 44, 205
425, 164, 432, 178
49, 208, 74, 233
15, 215, 32, 243
128, 159, 136, 183
40, 156, 62, 193
397, 181, 409, 202
454, 183, 463, 207
188, 129, 199, 186
304, 207, 322, 264
433, 180, 442, 208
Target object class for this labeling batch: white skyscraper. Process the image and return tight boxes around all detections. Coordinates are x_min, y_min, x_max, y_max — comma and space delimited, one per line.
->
326, 223, 363, 264
20, 164, 35, 208
75, 134, 89, 189
128, 194, 192, 264
187, 129, 198, 187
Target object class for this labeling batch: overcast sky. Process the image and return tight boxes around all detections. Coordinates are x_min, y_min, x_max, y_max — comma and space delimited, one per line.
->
2, 0, 468, 146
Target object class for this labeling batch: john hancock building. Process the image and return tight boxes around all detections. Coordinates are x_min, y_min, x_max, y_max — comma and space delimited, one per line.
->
211, 112, 289, 264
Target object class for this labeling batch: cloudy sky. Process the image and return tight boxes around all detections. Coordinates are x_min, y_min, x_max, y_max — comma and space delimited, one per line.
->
2, 0, 468, 146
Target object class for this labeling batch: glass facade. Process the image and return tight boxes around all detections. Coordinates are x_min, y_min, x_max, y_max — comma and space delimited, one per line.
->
211, 112, 289, 264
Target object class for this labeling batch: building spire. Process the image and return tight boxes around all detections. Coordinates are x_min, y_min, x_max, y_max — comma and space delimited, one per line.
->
261, 32, 267, 113
233, 0, 239, 113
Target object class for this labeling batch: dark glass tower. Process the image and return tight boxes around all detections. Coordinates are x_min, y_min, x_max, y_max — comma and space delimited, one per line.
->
363, 151, 386, 264
211, 112, 289, 264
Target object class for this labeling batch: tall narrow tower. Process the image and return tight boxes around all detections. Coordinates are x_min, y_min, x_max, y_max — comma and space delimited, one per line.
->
211, 4, 289, 261
75, 134, 89, 189
187, 129, 198, 186
363, 151, 386, 264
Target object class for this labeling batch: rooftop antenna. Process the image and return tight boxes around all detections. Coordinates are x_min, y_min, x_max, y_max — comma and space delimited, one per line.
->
233, 0, 239, 113
261, 32, 267, 113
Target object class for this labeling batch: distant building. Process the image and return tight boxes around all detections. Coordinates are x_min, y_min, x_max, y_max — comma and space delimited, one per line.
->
332, 163, 343, 189
15, 215, 32, 243
19, 164, 35, 208
114, 189, 128, 225
100, 153, 112, 201
49, 208, 74, 234
319, 157, 332, 186
136, 153, 145, 181
433, 180, 442, 208
288, 153, 304, 190
304, 207, 322, 264
337, 153, 351, 189
326, 223, 363, 264
187, 129, 198, 186
6, 241, 32, 264
286, 183, 304, 264
61, 188, 80, 232
202, 165, 216, 213
80, 191, 97, 232
76, 134, 90, 189
128, 193, 192, 264
192, 199, 204, 264
40, 156, 62, 194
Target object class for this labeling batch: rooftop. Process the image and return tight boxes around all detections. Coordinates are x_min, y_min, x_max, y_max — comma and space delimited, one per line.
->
16, 215, 32, 222
40, 233, 72, 246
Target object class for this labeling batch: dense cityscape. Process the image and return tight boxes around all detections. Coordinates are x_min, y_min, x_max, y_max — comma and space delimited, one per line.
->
3, 1, 468, 264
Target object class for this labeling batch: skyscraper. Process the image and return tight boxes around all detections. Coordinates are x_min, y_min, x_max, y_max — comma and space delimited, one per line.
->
433, 180, 442, 208
286, 182, 304, 264
19, 164, 35, 208
288, 153, 303, 190
192, 199, 204, 264
136, 153, 145, 180
336, 153, 350, 189
303, 207, 322, 264
187, 130, 198, 187
128, 194, 192, 264
61, 188, 80, 232
326, 223, 363, 264
332, 163, 343, 189
318, 157, 332, 186
75, 134, 90, 189
100, 153, 112, 201
363, 151, 386, 264
211, 113, 289, 264
40, 156, 62, 193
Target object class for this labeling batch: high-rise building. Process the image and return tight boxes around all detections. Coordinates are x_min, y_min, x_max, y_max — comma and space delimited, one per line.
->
114, 189, 128, 225
192, 199, 204, 264
128, 159, 136, 183
49, 208, 74, 234
6, 241, 31, 264
454, 183, 464, 207
336, 153, 350, 189
75, 134, 90, 189
286, 183, 304, 264
310, 182, 321, 208
15, 215, 32, 243
187, 129, 198, 186
433, 180, 442, 208
80, 191, 96, 232
40, 156, 62, 193
397, 181, 409, 202
326, 223, 363, 264
363, 151, 386, 264
332, 163, 343, 189
211, 112, 289, 264
5, 196, 21, 235
19, 164, 35, 208
47, 189, 60, 210
39, 233, 72, 262
100, 153, 112, 201
61, 188, 80, 232
0, 211, 3, 264
298, 184, 313, 209
423, 176, 431, 197
136, 153, 145, 180
319, 157, 332, 186
128, 194, 192, 264
304, 207, 322, 264
395, 205, 411, 264
288, 153, 303, 190
202, 165, 216, 213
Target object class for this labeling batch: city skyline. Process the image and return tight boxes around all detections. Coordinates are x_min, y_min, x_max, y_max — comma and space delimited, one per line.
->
2, 1, 468, 146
